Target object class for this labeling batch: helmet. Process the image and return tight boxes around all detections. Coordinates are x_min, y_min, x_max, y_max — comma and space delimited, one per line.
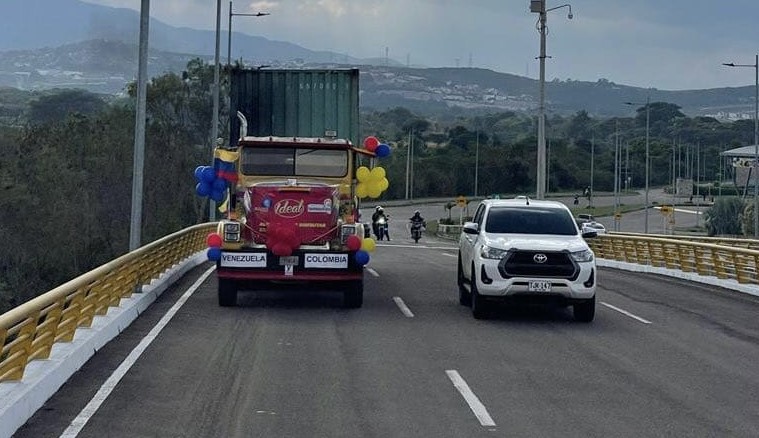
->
414, 210, 420, 215
375, 205, 382, 211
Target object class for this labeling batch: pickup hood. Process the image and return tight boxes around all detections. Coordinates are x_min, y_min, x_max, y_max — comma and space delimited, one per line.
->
484, 234, 589, 253
242, 183, 339, 244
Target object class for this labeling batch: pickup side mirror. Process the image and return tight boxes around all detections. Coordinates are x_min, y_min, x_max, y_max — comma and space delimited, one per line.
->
582, 230, 598, 239
462, 222, 479, 235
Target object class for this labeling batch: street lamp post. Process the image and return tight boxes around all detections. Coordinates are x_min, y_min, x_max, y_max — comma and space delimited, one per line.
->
723, 55, 759, 238
624, 96, 651, 233
228, 1, 270, 67
530, 0, 572, 200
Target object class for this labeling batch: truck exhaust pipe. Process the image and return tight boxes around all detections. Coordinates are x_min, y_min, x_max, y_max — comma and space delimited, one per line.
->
236, 111, 248, 139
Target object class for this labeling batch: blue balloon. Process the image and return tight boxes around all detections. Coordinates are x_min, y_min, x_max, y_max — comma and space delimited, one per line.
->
194, 165, 205, 181
207, 247, 222, 261
211, 189, 225, 202
355, 250, 370, 266
196, 182, 211, 197
212, 178, 227, 191
201, 166, 216, 183
375, 143, 391, 158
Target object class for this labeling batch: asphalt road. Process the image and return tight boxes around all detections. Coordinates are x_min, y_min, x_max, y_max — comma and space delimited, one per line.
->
15, 225, 759, 437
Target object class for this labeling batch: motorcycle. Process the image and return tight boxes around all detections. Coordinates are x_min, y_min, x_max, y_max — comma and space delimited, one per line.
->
375, 216, 389, 241
409, 220, 425, 243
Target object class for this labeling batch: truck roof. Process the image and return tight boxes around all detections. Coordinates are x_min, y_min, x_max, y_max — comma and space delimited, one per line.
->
237, 136, 376, 157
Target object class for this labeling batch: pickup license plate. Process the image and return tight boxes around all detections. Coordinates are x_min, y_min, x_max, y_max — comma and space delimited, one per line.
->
279, 256, 299, 266
528, 281, 552, 292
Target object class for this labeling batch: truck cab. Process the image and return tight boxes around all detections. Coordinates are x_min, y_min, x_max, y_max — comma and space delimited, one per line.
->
214, 134, 373, 308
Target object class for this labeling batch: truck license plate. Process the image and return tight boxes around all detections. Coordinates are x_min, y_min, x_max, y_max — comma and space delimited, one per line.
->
528, 281, 552, 292
279, 256, 299, 266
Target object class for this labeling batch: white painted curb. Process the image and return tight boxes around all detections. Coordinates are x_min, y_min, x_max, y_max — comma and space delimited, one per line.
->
597, 259, 759, 298
0, 252, 209, 438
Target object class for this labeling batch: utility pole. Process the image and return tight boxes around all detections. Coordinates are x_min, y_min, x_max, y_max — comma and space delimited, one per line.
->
129, 0, 150, 251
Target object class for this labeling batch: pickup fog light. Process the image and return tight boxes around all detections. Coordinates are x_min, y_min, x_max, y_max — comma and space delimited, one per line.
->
570, 249, 594, 262
480, 245, 507, 259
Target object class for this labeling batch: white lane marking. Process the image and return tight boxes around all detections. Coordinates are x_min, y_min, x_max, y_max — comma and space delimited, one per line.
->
60, 266, 216, 438
441, 253, 457, 258
366, 267, 380, 277
601, 302, 652, 324
446, 370, 496, 427
393, 296, 415, 317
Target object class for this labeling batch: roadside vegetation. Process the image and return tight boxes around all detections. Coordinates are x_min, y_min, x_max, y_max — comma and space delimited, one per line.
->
0, 59, 756, 312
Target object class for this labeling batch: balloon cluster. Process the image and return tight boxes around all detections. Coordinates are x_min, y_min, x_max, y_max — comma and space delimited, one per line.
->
266, 223, 301, 257
363, 136, 391, 158
345, 235, 376, 266
194, 165, 227, 202
206, 232, 223, 261
355, 166, 389, 199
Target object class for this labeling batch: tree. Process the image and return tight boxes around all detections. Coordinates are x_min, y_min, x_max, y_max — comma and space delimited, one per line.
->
704, 197, 745, 236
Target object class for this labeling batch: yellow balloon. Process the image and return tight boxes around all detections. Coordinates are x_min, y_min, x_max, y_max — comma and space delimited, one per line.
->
361, 237, 376, 252
356, 166, 371, 182
356, 182, 368, 198
379, 177, 389, 191
367, 183, 382, 198
369, 166, 386, 182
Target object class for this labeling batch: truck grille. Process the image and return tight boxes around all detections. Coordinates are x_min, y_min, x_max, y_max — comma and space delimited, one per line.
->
498, 250, 578, 280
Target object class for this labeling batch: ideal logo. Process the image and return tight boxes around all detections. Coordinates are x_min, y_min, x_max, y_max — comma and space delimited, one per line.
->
274, 199, 305, 218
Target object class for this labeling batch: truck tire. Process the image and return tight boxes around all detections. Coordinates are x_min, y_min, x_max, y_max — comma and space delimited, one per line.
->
218, 278, 238, 307
573, 295, 595, 322
343, 280, 364, 309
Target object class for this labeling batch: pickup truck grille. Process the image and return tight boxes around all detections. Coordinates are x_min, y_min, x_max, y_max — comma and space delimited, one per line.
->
498, 250, 578, 280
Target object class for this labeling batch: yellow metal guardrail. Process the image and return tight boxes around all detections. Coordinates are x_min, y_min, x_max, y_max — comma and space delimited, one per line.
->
0, 223, 215, 382
609, 232, 759, 250
589, 234, 759, 285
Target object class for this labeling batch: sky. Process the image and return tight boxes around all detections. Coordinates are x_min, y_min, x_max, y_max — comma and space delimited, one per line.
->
81, 0, 759, 91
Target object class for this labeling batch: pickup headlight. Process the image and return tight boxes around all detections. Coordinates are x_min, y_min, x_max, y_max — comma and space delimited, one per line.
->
480, 245, 508, 259
570, 249, 594, 262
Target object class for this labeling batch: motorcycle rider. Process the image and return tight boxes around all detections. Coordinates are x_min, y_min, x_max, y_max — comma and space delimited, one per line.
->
409, 210, 426, 242
409, 210, 426, 228
372, 206, 390, 240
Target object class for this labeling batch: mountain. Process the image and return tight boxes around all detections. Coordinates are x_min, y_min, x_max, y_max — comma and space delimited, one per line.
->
0, 1, 755, 119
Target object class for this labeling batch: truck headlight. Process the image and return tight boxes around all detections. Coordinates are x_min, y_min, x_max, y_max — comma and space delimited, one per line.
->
340, 225, 357, 243
480, 245, 508, 259
223, 222, 241, 241
570, 249, 594, 262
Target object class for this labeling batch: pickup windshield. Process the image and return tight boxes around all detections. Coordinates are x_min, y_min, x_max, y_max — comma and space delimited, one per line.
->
485, 207, 578, 235
240, 147, 348, 177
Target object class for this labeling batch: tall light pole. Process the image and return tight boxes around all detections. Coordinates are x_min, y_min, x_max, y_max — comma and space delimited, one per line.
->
723, 55, 759, 238
530, 0, 572, 199
624, 96, 651, 233
474, 129, 480, 197
210, 0, 222, 221
228, 2, 270, 67
130, 0, 150, 250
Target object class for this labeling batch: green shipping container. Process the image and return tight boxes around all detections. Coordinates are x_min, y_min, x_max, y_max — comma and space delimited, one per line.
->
229, 68, 360, 147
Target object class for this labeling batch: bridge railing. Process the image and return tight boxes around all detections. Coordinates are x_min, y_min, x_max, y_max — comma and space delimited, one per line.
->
589, 234, 759, 285
608, 232, 759, 250
0, 223, 215, 382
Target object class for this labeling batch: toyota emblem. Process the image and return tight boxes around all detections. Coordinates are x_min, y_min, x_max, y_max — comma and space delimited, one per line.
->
533, 253, 548, 264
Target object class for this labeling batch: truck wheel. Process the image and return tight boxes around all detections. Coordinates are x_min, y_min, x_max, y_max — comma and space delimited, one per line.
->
471, 267, 488, 320
573, 296, 595, 322
343, 280, 364, 309
218, 278, 238, 307
458, 254, 471, 307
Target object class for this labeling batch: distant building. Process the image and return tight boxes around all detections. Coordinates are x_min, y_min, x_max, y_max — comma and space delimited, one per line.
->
721, 145, 759, 188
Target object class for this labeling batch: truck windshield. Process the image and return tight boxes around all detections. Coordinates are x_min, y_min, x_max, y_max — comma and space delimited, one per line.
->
240, 147, 348, 177
485, 207, 578, 235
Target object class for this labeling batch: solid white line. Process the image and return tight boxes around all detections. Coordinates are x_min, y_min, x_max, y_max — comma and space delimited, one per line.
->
601, 302, 652, 324
446, 370, 496, 427
59, 266, 217, 438
366, 267, 380, 277
376, 244, 458, 250
393, 296, 414, 317
441, 253, 457, 258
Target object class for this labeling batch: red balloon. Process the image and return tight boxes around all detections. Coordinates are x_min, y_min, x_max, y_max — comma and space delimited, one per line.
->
283, 229, 300, 250
346, 235, 362, 251
206, 233, 222, 248
363, 136, 380, 151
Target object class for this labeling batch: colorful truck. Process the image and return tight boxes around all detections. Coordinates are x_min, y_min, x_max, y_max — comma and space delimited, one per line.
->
209, 69, 378, 308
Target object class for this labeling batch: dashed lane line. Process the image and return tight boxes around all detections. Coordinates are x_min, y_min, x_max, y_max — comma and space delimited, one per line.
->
601, 301, 652, 324
393, 296, 415, 317
446, 370, 497, 427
